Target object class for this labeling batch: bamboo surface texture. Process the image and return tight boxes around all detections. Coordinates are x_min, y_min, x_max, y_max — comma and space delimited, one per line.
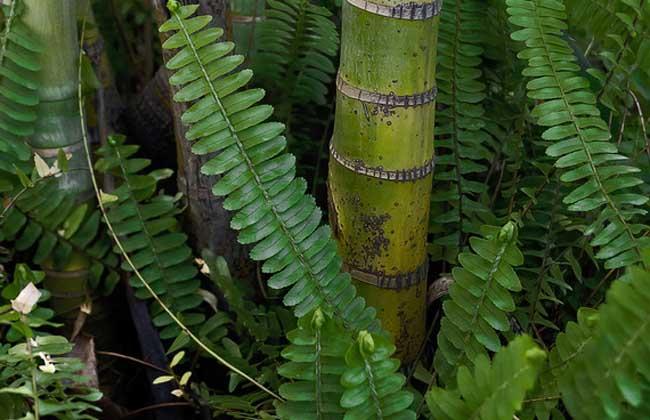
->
23, 0, 91, 316
328, 0, 440, 360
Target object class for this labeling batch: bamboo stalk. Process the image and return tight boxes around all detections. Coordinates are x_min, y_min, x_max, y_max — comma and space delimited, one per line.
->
328, 0, 440, 361
22, 0, 92, 317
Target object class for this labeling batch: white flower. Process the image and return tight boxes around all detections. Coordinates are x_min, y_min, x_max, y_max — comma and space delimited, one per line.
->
11, 283, 41, 315
38, 352, 56, 374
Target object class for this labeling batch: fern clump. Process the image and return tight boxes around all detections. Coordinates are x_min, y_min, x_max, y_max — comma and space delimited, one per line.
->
276, 308, 350, 419
435, 222, 524, 384
426, 335, 546, 420
507, 0, 650, 269
430, 0, 494, 263
254, 0, 338, 108
558, 266, 650, 419
0, 0, 41, 192
159, 2, 378, 334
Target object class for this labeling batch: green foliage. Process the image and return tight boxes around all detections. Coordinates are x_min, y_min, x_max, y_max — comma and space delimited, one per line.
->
95, 135, 227, 345
0, 266, 101, 419
276, 308, 350, 419
426, 335, 546, 420
516, 177, 575, 332
0, 179, 119, 294
434, 222, 524, 384
341, 331, 414, 420
565, 0, 650, 111
0, 264, 55, 341
254, 0, 338, 109
430, 0, 493, 263
0, 0, 40, 192
159, 3, 378, 334
507, 0, 650, 269
0, 335, 102, 419
203, 250, 293, 343
558, 265, 650, 419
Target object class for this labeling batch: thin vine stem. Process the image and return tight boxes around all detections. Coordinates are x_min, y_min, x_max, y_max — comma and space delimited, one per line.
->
76, 11, 282, 402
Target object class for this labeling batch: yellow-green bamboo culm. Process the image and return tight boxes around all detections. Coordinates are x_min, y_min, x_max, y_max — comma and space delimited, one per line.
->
328, 0, 440, 361
22, 0, 93, 317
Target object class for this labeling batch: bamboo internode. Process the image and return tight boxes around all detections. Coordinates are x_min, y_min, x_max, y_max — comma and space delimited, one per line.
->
328, 0, 440, 360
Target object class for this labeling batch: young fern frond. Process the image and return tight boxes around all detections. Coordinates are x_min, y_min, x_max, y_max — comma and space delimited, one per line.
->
95, 136, 228, 346
558, 266, 650, 419
340, 331, 415, 419
434, 222, 524, 384
426, 335, 546, 420
0, 179, 119, 294
159, 2, 379, 334
275, 308, 350, 419
507, 0, 650, 269
0, 0, 41, 191
254, 0, 338, 108
430, 0, 493, 263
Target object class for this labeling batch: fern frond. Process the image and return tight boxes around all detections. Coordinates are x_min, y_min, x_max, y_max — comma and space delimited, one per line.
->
0, 0, 41, 192
159, 2, 378, 333
434, 222, 524, 384
275, 308, 350, 419
253, 0, 338, 108
95, 135, 225, 343
426, 335, 546, 420
517, 178, 575, 332
565, 0, 650, 112
340, 331, 415, 419
0, 179, 119, 294
507, 0, 650, 269
558, 266, 650, 419
430, 0, 493, 263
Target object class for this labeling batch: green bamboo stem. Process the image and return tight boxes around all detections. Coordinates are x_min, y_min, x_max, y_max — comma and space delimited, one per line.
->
22, 0, 92, 316
328, 0, 440, 360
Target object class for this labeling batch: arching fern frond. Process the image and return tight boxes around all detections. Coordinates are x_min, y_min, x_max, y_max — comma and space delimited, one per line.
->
507, 0, 650, 269
275, 308, 350, 419
558, 266, 650, 419
426, 335, 546, 420
434, 222, 524, 384
0, 178, 119, 295
430, 0, 493, 263
0, 0, 41, 192
159, 2, 378, 334
253, 0, 338, 108
341, 331, 415, 419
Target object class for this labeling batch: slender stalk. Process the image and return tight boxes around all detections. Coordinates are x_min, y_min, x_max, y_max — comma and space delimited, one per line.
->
76, 15, 282, 402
